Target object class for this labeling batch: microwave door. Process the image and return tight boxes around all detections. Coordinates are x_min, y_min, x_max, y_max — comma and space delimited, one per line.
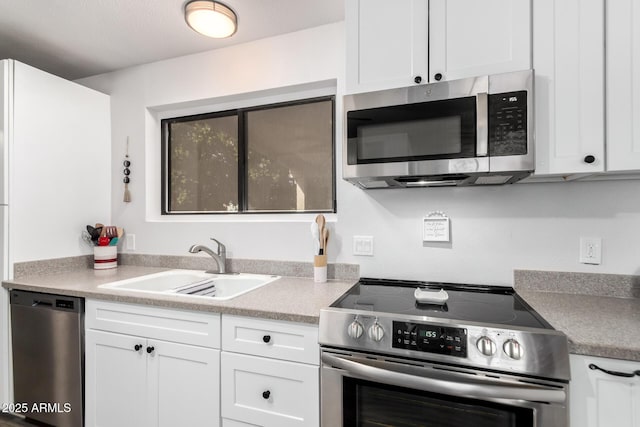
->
345, 95, 489, 180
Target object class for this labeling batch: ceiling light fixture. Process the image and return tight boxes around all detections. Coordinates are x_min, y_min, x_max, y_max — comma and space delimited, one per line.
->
184, 0, 237, 39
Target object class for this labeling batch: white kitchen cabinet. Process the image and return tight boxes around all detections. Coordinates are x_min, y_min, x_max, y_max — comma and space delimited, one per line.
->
221, 352, 319, 427
85, 300, 221, 427
429, 0, 531, 83
532, 0, 605, 176
570, 354, 640, 427
345, 0, 531, 94
605, 0, 640, 172
345, 0, 428, 93
221, 315, 320, 427
86, 330, 147, 427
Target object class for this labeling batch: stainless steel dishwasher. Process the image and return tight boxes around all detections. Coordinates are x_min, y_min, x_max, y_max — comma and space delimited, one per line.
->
10, 289, 84, 427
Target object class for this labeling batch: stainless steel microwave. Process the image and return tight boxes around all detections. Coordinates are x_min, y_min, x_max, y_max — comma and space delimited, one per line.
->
343, 70, 534, 188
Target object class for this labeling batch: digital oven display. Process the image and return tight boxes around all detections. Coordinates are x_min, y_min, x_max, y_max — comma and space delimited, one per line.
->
392, 321, 467, 358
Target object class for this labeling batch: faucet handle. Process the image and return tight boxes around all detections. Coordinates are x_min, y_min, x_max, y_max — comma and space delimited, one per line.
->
210, 238, 226, 256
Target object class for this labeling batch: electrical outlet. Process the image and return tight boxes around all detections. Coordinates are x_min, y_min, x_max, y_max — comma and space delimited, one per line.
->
353, 236, 374, 256
579, 237, 602, 265
126, 234, 136, 251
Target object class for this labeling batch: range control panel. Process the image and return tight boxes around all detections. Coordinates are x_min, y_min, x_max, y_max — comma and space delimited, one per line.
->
392, 321, 467, 358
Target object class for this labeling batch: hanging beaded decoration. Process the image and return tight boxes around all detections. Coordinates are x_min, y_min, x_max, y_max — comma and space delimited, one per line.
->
123, 137, 131, 202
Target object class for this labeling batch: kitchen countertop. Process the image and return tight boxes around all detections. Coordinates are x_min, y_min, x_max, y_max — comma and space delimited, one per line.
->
515, 270, 640, 362
517, 290, 640, 361
2, 266, 356, 324
5, 266, 640, 361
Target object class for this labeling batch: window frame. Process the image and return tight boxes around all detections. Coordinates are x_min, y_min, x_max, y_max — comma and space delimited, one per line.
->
161, 96, 336, 215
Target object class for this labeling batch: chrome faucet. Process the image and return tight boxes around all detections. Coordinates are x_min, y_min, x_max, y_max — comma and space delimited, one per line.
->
188, 238, 227, 274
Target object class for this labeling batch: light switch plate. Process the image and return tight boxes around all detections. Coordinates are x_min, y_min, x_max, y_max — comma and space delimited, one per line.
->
353, 236, 374, 256
579, 237, 602, 265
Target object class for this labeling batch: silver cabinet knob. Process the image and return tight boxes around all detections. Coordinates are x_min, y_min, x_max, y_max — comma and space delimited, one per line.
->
503, 339, 524, 360
368, 321, 385, 342
347, 319, 364, 339
476, 336, 497, 356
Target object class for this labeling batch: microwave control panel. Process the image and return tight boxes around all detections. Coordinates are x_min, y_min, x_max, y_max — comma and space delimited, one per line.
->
488, 90, 527, 157
392, 321, 467, 358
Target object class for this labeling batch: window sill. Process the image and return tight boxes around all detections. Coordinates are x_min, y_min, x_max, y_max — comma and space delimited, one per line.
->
146, 212, 337, 223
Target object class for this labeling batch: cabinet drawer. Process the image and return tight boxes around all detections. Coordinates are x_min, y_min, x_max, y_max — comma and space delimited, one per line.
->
221, 352, 319, 427
222, 315, 319, 365
86, 299, 221, 348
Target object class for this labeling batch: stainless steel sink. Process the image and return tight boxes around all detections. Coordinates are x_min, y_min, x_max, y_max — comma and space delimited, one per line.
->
99, 270, 279, 300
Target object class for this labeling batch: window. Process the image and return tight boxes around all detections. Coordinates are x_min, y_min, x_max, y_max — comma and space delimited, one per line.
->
161, 97, 335, 214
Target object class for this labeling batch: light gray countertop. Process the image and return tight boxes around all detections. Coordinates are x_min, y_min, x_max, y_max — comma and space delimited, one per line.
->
5, 266, 640, 360
515, 270, 640, 362
2, 266, 356, 324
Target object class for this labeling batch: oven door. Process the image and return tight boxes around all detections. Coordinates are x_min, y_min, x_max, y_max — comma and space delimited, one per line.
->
321, 349, 568, 427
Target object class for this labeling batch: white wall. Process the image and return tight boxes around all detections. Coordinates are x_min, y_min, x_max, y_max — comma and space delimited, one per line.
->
79, 22, 640, 285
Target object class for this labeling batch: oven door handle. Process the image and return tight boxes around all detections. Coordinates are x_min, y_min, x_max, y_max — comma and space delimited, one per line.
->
322, 353, 566, 404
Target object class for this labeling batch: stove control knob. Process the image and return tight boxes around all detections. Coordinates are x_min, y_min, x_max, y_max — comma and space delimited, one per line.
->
476, 336, 497, 356
368, 321, 385, 342
347, 319, 364, 339
503, 339, 524, 360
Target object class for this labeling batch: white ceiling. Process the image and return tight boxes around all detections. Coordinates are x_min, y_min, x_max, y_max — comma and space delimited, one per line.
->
0, 0, 344, 80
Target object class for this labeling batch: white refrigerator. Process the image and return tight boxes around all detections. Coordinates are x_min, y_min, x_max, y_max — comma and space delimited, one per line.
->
0, 58, 111, 407
1, 58, 11, 405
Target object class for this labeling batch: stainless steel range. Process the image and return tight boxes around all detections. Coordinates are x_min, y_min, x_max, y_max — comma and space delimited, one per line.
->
319, 278, 570, 427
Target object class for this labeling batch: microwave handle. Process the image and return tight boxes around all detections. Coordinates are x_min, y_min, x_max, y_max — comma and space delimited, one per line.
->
476, 92, 488, 157
322, 352, 566, 404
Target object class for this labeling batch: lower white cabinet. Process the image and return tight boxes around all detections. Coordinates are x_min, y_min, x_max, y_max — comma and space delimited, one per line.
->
221, 315, 320, 427
221, 352, 319, 427
85, 300, 221, 427
570, 354, 640, 427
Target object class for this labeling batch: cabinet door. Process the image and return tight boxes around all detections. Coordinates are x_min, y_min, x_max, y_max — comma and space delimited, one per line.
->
345, 0, 428, 93
533, 0, 605, 176
148, 340, 220, 427
606, 0, 640, 172
221, 352, 319, 427
570, 355, 640, 427
429, 0, 531, 83
85, 330, 147, 427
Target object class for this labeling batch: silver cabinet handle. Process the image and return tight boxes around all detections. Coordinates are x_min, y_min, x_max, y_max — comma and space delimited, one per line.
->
322, 353, 566, 404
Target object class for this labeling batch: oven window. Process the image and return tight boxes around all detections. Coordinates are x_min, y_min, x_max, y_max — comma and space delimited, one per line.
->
343, 378, 533, 427
346, 97, 477, 165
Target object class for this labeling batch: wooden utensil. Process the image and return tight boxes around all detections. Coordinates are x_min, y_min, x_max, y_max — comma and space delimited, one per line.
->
315, 214, 326, 254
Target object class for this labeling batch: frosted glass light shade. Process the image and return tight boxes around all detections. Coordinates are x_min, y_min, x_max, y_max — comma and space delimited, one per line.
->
185, 0, 237, 38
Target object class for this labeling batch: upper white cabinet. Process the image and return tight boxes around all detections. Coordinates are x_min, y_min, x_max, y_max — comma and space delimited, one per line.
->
345, 0, 428, 93
345, 0, 531, 94
606, 0, 640, 172
570, 354, 640, 427
533, 0, 605, 176
429, 0, 531, 83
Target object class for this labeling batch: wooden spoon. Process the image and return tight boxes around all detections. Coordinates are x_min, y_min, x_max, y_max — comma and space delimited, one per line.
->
315, 214, 326, 253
